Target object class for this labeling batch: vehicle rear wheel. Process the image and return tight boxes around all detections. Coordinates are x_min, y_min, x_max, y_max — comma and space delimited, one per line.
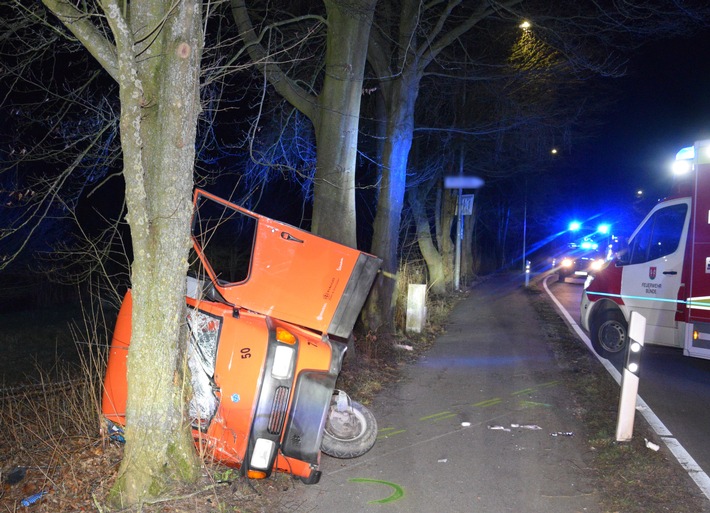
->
321, 393, 377, 459
591, 310, 628, 357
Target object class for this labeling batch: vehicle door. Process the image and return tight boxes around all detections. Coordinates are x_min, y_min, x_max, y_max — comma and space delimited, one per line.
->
619, 198, 690, 346
190, 190, 381, 338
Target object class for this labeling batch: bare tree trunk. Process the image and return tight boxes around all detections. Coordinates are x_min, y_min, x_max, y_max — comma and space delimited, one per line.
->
440, 188, 457, 289
42, 0, 203, 506
407, 186, 446, 295
107, 1, 203, 506
462, 203, 476, 284
231, 0, 376, 248
363, 75, 419, 331
310, 0, 375, 247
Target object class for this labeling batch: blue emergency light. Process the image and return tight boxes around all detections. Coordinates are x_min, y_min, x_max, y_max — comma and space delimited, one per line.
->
673, 146, 694, 175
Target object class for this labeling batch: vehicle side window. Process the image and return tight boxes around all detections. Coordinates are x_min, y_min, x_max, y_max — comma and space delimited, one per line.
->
192, 196, 257, 284
627, 203, 687, 265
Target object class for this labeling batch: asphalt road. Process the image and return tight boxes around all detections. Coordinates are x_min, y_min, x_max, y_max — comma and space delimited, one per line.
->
282, 277, 601, 512
546, 277, 710, 487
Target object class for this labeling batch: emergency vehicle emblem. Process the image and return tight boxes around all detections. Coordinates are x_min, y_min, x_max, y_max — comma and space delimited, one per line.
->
649, 266, 657, 280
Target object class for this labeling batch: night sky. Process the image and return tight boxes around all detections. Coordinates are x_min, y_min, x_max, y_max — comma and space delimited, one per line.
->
592, 32, 710, 200
570, 28, 710, 233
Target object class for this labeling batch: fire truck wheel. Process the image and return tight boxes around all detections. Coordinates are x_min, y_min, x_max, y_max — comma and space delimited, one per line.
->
321, 399, 377, 459
591, 310, 627, 357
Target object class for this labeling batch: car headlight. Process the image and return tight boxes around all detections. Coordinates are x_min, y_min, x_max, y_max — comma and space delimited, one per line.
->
590, 258, 605, 271
560, 258, 573, 268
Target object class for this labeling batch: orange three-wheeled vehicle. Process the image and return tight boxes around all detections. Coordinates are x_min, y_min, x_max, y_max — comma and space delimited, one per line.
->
102, 189, 381, 484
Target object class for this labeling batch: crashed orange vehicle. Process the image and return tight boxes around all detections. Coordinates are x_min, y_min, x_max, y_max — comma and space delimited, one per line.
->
102, 189, 381, 484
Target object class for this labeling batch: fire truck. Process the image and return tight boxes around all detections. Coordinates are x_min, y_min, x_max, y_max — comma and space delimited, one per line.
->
102, 189, 381, 483
581, 139, 710, 360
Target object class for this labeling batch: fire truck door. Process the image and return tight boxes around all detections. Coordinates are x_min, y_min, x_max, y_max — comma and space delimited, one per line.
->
619, 199, 690, 346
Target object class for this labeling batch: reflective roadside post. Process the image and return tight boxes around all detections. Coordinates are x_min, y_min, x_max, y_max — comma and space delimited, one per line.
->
525, 260, 531, 287
615, 311, 646, 442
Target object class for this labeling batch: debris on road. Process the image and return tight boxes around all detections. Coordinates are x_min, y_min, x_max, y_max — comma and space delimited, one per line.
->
20, 490, 48, 507
645, 438, 660, 451
487, 425, 511, 432
394, 344, 414, 351
511, 424, 542, 430
550, 431, 575, 437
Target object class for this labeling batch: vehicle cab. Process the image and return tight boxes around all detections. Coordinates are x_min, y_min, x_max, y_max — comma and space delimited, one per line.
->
581, 140, 710, 360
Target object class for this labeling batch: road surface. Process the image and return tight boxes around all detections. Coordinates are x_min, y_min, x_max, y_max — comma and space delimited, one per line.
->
281, 278, 601, 512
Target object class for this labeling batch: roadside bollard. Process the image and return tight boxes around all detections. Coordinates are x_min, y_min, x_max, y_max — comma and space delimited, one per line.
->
525, 260, 531, 287
615, 311, 646, 442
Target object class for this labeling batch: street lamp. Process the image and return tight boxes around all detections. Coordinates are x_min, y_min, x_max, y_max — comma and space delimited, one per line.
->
519, 20, 531, 30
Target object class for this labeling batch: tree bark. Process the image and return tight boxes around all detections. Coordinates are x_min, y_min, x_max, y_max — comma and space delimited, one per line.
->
363, 0, 508, 332
43, 0, 203, 506
407, 186, 446, 295
363, 73, 419, 331
440, 188, 457, 288
231, 0, 376, 247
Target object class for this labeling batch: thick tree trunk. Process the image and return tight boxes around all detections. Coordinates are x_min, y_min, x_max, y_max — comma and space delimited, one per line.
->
311, 0, 376, 247
98, 1, 203, 506
407, 187, 446, 295
232, 0, 376, 248
363, 74, 419, 332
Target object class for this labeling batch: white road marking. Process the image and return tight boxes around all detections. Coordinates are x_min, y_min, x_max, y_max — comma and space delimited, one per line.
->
542, 275, 710, 502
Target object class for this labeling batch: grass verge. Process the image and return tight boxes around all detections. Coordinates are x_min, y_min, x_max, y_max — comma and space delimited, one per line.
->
527, 284, 709, 513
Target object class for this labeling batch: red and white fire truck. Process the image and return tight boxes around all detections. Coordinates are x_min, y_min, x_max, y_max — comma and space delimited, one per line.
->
581, 139, 710, 360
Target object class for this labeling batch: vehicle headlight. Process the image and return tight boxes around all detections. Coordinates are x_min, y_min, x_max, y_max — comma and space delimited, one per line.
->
250, 438, 276, 470
590, 258, 605, 271
561, 258, 573, 268
271, 345, 295, 379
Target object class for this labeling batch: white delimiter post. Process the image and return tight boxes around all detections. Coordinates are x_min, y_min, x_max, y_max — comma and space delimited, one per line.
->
615, 311, 647, 442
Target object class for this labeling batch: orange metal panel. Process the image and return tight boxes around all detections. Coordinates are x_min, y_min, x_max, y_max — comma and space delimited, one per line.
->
192, 189, 381, 337
101, 291, 132, 423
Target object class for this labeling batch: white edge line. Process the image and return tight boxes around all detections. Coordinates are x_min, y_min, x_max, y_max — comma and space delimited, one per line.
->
541, 275, 710, 502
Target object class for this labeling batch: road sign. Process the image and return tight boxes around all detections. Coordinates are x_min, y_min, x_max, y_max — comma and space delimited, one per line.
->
459, 194, 474, 215
444, 175, 484, 189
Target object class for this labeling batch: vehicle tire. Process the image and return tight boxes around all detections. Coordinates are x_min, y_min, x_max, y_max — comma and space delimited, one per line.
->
557, 272, 566, 283
321, 397, 377, 459
591, 310, 628, 357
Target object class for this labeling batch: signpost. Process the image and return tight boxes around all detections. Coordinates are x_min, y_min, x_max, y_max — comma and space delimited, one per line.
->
444, 176, 484, 291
